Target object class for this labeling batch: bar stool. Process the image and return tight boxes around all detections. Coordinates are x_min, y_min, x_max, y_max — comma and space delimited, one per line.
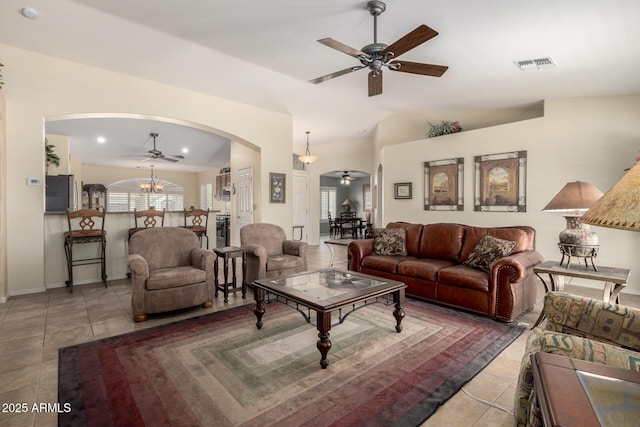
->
128, 208, 165, 240
183, 208, 210, 248
64, 208, 107, 293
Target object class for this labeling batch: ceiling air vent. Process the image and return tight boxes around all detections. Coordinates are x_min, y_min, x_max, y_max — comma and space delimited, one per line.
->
514, 57, 556, 71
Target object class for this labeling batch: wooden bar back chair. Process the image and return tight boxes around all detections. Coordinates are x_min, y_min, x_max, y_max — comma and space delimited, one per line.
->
64, 208, 107, 293
183, 208, 210, 248
128, 208, 165, 240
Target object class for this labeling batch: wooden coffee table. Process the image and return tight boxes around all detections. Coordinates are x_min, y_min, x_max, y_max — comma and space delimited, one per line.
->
252, 268, 406, 369
531, 352, 640, 426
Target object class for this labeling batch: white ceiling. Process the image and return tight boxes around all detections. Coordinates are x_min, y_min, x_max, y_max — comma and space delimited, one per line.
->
1, 0, 639, 171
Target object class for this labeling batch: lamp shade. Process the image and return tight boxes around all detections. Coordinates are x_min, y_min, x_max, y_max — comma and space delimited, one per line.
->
581, 163, 640, 231
342, 198, 352, 206
542, 181, 603, 215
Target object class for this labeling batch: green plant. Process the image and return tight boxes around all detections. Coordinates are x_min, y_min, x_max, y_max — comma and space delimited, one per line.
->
0, 62, 4, 88
45, 138, 61, 167
426, 121, 462, 138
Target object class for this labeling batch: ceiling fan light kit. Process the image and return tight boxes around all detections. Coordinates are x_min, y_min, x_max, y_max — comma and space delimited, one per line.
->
142, 133, 185, 163
310, 0, 448, 97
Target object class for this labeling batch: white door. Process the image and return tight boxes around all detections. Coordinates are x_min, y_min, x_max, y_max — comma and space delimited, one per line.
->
236, 166, 253, 244
292, 172, 309, 241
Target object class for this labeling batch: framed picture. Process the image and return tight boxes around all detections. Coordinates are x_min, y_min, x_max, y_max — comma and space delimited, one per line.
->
424, 157, 464, 210
394, 182, 412, 199
474, 151, 527, 212
269, 172, 286, 203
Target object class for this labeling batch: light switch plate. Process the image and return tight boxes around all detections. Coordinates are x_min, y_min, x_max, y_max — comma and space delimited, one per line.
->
27, 177, 42, 186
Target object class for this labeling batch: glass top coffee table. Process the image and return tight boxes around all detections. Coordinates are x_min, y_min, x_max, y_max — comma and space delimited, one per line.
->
252, 268, 407, 369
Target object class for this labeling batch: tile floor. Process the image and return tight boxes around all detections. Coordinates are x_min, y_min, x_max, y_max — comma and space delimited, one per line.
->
0, 240, 638, 426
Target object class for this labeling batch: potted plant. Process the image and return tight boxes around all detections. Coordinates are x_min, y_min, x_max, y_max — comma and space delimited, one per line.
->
45, 138, 61, 174
426, 121, 462, 138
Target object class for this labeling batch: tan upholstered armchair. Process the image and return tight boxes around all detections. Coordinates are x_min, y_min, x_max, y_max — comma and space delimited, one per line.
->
240, 223, 308, 285
127, 227, 215, 322
515, 291, 640, 426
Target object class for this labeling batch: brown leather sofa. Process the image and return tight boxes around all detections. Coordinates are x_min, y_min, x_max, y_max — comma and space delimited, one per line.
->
348, 222, 544, 322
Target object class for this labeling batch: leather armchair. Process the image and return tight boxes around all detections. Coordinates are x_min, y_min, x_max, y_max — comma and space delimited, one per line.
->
240, 223, 308, 285
127, 227, 215, 322
515, 291, 640, 426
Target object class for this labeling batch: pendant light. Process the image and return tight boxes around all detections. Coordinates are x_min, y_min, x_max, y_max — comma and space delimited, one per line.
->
298, 131, 318, 164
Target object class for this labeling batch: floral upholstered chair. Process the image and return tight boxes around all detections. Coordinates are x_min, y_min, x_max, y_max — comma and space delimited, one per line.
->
514, 291, 640, 426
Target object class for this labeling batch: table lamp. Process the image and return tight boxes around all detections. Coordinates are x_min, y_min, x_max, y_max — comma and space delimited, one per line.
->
542, 181, 603, 268
581, 163, 640, 231
342, 198, 353, 212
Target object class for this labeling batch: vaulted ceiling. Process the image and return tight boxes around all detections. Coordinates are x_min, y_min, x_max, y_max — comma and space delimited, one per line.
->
1, 0, 639, 170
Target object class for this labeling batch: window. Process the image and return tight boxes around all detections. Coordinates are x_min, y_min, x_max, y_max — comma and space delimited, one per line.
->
320, 186, 336, 222
107, 179, 184, 212
200, 183, 214, 209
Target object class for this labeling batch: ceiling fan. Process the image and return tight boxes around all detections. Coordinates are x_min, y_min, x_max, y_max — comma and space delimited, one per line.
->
309, 0, 448, 97
141, 133, 185, 163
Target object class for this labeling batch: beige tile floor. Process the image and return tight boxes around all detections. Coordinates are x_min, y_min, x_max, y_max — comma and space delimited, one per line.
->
0, 240, 638, 426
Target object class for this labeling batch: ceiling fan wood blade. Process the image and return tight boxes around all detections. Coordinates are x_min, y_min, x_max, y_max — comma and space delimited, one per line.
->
390, 60, 448, 77
317, 38, 370, 59
368, 70, 383, 97
309, 67, 361, 84
382, 25, 439, 59
159, 156, 179, 163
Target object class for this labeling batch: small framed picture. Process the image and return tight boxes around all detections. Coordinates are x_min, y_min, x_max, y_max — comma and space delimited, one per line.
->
269, 172, 286, 203
394, 182, 412, 199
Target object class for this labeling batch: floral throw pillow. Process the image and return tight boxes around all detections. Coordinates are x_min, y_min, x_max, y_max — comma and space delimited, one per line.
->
373, 228, 408, 256
463, 235, 517, 272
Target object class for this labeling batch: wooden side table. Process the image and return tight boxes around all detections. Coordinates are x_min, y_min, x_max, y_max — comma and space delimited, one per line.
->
532, 260, 630, 327
531, 352, 640, 427
213, 246, 247, 303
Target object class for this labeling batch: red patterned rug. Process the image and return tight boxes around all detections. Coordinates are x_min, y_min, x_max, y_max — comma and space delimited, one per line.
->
58, 299, 524, 426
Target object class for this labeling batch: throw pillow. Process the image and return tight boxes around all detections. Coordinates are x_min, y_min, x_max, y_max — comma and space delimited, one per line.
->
463, 235, 517, 272
372, 228, 408, 256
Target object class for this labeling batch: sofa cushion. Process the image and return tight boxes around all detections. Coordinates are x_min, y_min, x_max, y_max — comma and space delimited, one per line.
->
438, 265, 489, 292
361, 255, 415, 274
146, 266, 207, 290
373, 228, 408, 256
418, 223, 465, 261
386, 222, 424, 256
397, 258, 456, 281
463, 235, 517, 272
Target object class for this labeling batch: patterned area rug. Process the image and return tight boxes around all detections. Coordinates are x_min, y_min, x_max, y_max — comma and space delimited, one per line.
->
59, 299, 524, 426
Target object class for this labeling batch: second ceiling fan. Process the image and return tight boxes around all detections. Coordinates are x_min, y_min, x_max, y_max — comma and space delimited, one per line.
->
309, 1, 448, 97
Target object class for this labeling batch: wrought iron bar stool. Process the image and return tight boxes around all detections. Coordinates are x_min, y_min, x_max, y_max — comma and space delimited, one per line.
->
64, 208, 107, 293
128, 208, 165, 240
183, 208, 210, 248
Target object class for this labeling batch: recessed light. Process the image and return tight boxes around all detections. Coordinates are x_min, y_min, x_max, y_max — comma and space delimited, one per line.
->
182, 148, 189, 154
97, 137, 106, 143
20, 7, 39, 20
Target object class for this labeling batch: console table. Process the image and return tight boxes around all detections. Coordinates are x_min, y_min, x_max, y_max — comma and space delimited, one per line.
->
532, 260, 630, 327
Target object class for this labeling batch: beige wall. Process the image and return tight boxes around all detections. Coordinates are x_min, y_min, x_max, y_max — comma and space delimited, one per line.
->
380, 95, 640, 293
0, 43, 292, 297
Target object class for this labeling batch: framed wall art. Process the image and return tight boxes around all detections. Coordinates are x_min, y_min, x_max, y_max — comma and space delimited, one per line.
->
424, 157, 464, 210
394, 182, 412, 199
269, 172, 286, 203
474, 151, 527, 212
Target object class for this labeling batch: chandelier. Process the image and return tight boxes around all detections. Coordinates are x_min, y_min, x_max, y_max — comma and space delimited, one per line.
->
140, 166, 163, 193
298, 131, 318, 164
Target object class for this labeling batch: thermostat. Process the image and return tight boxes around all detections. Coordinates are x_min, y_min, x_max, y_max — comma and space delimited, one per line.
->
27, 177, 42, 186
